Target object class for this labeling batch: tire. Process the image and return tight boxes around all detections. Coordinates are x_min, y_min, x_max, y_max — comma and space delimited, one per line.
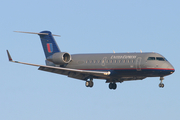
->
85, 81, 89, 87
109, 83, 113, 89
89, 81, 94, 87
159, 83, 162, 88
113, 83, 117, 90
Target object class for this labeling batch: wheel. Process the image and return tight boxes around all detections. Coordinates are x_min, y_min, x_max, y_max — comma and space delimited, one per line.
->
85, 81, 90, 87
85, 81, 94, 87
109, 83, 113, 89
112, 83, 117, 90
159, 83, 164, 88
89, 81, 94, 87
109, 83, 117, 90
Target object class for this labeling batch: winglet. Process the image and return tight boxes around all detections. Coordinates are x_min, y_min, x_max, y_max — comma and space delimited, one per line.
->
6, 50, 13, 61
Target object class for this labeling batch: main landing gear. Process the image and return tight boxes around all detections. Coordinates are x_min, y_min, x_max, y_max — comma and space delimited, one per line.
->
109, 82, 117, 90
159, 77, 164, 88
85, 78, 94, 88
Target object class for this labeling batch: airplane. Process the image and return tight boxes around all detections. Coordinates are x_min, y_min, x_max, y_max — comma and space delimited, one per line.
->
7, 31, 175, 90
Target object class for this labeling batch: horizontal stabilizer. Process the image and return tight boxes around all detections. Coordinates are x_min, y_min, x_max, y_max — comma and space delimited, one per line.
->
14, 31, 61, 37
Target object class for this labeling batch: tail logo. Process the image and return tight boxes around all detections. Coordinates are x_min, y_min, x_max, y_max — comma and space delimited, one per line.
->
47, 43, 53, 53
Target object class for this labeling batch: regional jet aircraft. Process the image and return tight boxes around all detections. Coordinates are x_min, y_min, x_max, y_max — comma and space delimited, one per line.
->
7, 31, 175, 90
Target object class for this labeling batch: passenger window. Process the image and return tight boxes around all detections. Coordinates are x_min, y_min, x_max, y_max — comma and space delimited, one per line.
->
114, 60, 117, 63
147, 57, 155, 60
156, 57, 165, 61
102, 60, 105, 63
106, 60, 109, 63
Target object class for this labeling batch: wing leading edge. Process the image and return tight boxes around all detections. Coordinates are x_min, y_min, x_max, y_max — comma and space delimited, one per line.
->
6, 50, 111, 80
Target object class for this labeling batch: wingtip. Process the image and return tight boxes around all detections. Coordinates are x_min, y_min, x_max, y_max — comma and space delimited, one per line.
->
6, 50, 13, 61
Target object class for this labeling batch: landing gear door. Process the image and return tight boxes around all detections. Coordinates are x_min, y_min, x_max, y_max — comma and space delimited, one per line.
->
136, 57, 142, 71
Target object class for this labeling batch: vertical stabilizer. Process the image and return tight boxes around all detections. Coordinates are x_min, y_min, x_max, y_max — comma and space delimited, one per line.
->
38, 31, 61, 58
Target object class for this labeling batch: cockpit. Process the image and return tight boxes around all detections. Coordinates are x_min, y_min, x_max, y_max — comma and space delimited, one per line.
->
147, 57, 168, 61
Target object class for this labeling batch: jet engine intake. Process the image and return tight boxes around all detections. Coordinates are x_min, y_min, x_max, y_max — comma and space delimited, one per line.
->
48, 52, 71, 65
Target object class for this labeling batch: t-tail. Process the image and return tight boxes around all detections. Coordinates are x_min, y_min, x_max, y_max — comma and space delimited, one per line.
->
38, 31, 61, 58
14, 31, 71, 66
15, 30, 61, 59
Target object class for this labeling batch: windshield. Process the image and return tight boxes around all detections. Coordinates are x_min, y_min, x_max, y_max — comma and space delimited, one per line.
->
147, 57, 167, 61
156, 57, 165, 61
147, 57, 155, 60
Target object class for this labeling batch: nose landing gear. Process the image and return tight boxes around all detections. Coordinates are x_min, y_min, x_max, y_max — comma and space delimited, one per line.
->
159, 77, 164, 88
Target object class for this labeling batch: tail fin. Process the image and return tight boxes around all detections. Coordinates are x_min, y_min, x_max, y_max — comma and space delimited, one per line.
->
38, 31, 61, 58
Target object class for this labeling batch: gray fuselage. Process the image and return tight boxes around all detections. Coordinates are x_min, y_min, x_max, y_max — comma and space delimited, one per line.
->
46, 52, 175, 82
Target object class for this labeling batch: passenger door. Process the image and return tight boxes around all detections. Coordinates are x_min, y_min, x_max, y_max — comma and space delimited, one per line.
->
136, 57, 142, 71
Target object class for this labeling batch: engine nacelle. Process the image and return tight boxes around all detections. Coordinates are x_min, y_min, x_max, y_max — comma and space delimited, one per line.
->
47, 52, 71, 65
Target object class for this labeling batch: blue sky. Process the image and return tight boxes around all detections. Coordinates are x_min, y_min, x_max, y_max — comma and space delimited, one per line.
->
1, 0, 180, 120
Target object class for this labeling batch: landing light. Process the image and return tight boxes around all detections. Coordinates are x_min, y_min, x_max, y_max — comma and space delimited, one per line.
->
104, 71, 111, 75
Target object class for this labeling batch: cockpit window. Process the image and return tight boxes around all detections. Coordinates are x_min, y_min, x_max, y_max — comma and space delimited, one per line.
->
147, 57, 167, 61
147, 57, 155, 60
156, 57, 165, 61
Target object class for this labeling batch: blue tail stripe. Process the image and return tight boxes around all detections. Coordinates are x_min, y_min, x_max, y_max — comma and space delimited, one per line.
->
39, 31, 60, 58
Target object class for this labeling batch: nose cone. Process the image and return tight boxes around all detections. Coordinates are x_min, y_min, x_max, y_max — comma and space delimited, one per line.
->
168, 63, 175, 74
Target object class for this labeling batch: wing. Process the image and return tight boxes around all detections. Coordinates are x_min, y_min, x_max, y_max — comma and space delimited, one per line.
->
7, 50, 111, 81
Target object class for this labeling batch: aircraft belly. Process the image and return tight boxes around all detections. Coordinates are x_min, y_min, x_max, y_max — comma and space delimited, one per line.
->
110, 68, 173, 78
